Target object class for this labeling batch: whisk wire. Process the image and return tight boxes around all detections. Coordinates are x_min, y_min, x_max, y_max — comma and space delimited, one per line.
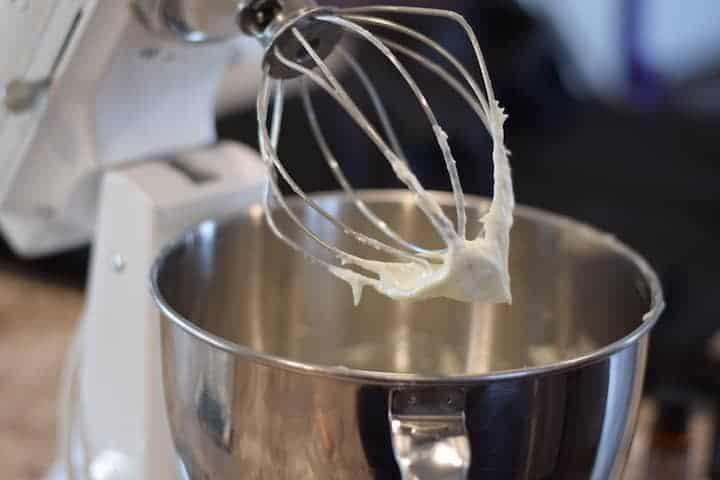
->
261, 73, 428, 270
275, 34, 456, 248
341, 5, 514, 251
300, 79, 437, 257
315, 16, 465, 241
269, 79, 284, 148
377, 37, 489, 131
339, 5, 498, 107
340, 14, 492, 130
336, 47, 406, 161
260, 77, 381, 276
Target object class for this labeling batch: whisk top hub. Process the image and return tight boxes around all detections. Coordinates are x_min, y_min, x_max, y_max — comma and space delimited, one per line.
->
252, 6, 344, 79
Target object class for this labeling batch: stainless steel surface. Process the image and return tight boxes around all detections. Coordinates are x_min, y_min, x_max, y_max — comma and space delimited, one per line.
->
133, 0, 248, 42
390, 388, 471, 480
253, 3, 343, 79
133, 0, 340, 78
152, 190, 664, 479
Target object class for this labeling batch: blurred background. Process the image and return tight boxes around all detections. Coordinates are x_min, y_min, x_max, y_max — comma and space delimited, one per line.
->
2, 0, 720, 478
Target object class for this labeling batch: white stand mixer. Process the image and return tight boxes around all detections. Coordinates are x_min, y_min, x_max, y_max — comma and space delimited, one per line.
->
2, 1, 269, 478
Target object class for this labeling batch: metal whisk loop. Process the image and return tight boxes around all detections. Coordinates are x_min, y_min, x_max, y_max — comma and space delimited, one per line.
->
258, 79, 429, 273
338, 6, 514, 246
256, 4, 514, 301
300, 51, 443, 257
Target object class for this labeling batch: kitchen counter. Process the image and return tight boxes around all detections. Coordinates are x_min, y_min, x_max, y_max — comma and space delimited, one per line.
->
0, 249, 84, 480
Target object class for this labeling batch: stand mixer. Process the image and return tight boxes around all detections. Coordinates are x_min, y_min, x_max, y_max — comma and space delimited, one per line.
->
1, 1, 664, 479
2, 1, 285, 478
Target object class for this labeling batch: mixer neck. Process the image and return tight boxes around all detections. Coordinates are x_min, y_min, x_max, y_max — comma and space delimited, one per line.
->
134, 0, 320, 43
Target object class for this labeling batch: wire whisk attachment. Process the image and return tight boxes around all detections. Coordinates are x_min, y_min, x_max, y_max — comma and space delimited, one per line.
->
254, 4, 514, 305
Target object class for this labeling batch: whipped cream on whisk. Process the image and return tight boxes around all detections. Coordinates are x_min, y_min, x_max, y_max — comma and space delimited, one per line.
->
330, 105, 513, 305
256, 6, 514, 306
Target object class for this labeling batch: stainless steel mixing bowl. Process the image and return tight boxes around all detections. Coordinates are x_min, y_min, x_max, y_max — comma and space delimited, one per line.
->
151, 190, 664, 480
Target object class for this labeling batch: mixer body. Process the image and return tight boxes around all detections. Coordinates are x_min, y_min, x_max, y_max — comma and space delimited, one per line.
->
153, 191, 664, 479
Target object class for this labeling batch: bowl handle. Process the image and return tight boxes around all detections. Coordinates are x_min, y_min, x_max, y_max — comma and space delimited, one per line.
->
389, 388, 471, 480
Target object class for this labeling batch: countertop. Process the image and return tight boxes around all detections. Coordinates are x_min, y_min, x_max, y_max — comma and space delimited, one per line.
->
0, 248, 84, 480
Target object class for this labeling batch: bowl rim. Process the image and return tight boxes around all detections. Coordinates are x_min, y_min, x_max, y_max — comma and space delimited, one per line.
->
150, 189, 665, 385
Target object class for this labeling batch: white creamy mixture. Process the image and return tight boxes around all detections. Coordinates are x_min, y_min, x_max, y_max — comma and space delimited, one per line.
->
329, 101, 514, 305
